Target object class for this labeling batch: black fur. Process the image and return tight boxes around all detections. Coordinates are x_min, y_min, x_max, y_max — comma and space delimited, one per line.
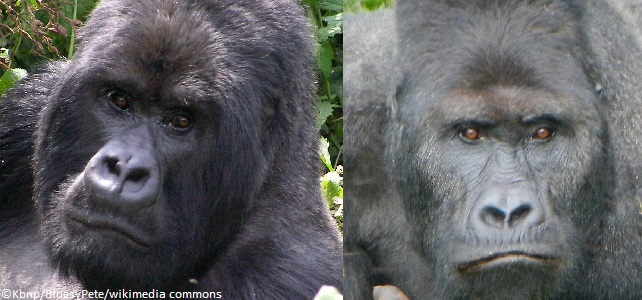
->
0, 0, 342, 297
344, 1, 642, 299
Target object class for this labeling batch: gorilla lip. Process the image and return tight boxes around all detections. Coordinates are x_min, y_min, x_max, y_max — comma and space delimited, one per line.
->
66, 213, 151, 251
457, 251, 561, 273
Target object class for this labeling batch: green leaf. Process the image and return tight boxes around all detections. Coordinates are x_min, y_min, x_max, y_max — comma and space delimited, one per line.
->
322, 13, 343, 30
0, 68, 27, 96
0, 48, 9, 60
317, 13, 343, 41
320, 0, 343, 12
361, 0, 388, 10
319, 137, 333, 172
321, 171, 343, 208
316, 99, 337, 130
322, 13, 343, 36
317, 43, 334, 78
302, 0, 320, 7
29, 0, 40, 9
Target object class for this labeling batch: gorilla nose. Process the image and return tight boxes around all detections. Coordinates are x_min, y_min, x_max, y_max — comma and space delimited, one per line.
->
480, 204, 538, 229
471, 185, 545, 232
84, 141, 160, 211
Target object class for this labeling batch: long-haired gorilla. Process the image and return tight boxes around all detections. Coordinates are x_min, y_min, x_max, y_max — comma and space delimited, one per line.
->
0, 0, 342, 297
345, 0, 642, 299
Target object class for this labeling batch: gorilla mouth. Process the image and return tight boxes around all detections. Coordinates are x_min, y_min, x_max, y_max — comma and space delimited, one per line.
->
457, 251, 562, 273
66, 213, 151, 251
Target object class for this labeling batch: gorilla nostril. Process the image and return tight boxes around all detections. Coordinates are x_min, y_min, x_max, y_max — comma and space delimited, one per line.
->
481, 206, 507, 228
127, 168, 149, 183
122, 168, 151, 193
105, 157, 121, 176
480, 204, 537, 229
508, 204, 533, 228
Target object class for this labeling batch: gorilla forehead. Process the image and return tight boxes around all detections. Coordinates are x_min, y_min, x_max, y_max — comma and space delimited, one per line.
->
399, 0, 591, 100
73, 0, 297, 97
400, 0, 583, 55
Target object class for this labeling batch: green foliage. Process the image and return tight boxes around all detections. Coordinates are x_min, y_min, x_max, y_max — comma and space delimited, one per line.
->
305, 0, 344, 230
0, 0, 98, 74
304, 0, 343, 169
345, 0, 393, 12
0, 67, 26, 96
320, 138, 343, 230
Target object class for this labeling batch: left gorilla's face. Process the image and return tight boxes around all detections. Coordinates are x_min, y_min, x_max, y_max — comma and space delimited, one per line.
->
32, 20, 266, 290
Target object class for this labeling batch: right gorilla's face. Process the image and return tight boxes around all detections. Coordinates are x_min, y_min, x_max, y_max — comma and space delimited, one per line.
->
31, 8, 269, 290
389, 77, 608, 297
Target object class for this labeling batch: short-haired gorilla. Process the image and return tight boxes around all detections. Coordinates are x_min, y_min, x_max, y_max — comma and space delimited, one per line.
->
0, 0, 342, 296
345, 0, 642, 299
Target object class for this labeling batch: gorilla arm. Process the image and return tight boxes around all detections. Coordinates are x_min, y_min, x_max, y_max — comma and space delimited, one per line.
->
0, 63, 82, 292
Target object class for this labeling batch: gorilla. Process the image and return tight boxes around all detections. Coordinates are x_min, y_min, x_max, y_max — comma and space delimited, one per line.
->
0, 0, 342, 297
344, 0, 642, 299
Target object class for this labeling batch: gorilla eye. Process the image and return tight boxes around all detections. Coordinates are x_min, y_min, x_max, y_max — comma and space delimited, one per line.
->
169, 113, 191, 130
108, 90, 131, 110
460, 127, 482, 141
532, 127, 553, 140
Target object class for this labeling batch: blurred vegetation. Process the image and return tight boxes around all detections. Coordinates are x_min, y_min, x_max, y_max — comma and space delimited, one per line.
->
0, 0, 98, 72
345, 0, 392, 12
0, 0, 98, 95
